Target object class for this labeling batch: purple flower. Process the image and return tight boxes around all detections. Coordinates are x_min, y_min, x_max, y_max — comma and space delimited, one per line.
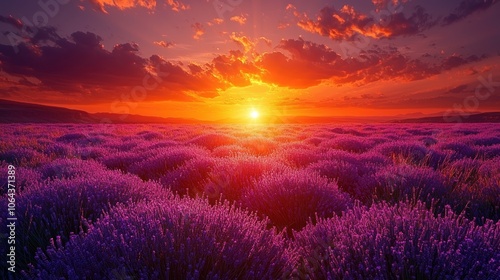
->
242, 169, 352, 231
27, 198, 295, 279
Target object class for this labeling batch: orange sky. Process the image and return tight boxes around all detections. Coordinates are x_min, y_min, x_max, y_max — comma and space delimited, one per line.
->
1, 0, 499, 121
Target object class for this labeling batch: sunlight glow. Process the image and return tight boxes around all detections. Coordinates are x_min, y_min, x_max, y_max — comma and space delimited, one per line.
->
250, 109, 260, 120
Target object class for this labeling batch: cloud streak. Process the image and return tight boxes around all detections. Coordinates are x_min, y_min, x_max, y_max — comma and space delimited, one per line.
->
443, 0, 499, 25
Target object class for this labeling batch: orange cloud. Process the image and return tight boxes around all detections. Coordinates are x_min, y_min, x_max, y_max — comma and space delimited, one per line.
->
207, 18, 224, 26
258, 37, 272, 48
230, 33, 254, 53
256, 38, 342, 89
191, 23, 204, 40
229, 34, 273, 54
88, 0, 156, 13
294, 4, 434, 41
154, 40, 174, 48
166, 0, 189, 12
230, 15, 247, 25
211, 50, 260, 87
87, 0, 188, 13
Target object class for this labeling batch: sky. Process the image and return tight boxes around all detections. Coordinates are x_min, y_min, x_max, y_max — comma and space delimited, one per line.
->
0, 0, 499, 121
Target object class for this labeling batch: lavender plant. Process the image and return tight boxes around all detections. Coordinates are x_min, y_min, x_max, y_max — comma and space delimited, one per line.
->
27, 198, 295, 279
242, 169, 352, 232
293, 202, 500, 279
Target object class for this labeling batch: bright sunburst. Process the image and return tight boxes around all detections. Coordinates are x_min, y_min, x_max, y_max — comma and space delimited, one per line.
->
250, 109, 260, 120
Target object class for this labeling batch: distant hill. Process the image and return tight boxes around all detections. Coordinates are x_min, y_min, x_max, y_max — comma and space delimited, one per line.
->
0, 99, 206, 124
0, 99, 95, 123
393, 112, 500, 123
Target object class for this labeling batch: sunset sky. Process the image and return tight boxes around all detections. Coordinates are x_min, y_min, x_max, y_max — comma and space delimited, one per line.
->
1, 0, 499, 121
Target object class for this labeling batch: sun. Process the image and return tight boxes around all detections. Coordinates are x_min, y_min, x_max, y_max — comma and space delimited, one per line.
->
250, 109, 260, 120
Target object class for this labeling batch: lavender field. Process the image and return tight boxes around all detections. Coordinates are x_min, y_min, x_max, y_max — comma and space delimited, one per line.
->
1, 123, 500, 279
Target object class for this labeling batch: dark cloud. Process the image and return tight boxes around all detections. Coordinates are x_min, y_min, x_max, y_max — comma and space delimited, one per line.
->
371, 0, 409, 11
0, 23, 226, 103
0, 31, 147, 90
292, 4, 435, 41
441, 55, 480, 70
443, 0, 499, 25
295, 5, 372, 41
336, 50, 480, 85
0, 15, 23, 29
70, 31, 103, 48
277, 38, 340, 63
151, 55, 223, 98
380, 5, 435, 37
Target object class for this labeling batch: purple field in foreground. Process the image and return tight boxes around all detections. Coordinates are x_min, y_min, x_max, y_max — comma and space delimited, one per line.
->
1, 123, 500, 279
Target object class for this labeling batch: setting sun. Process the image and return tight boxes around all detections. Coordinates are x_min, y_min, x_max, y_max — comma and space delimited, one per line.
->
250, 109, 260, 120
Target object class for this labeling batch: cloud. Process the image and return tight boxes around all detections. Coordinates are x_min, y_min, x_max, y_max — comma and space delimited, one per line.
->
2, 19, 62, 47
211, 50, 260, 87
0, 27, 227, 103
229, 33, 254, 53
149, 55, 223, 98
254, 38, 483, 89
443, 0, 498, 25
0, 33, 147, 96
154, 40, 174, 48
258, 37, 272, 48
207, 18, 224, 26
229, 34, 273, 53
87, 0, 188, 13
277, 38, 340, 63
293, 4, 435, 41
257, 51, 331, 88
191, 23, 204, 40
295, 5, 373, 41
336, 50, 481, 85
441, 54, 480, 70
371, 0, 409, 11
87, 0, 156, 13
0, 17, 487, 104
166, 0, 190, 12
256, 38, 342, 89
0, 15, 23, 29
230, 15, 247, 25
